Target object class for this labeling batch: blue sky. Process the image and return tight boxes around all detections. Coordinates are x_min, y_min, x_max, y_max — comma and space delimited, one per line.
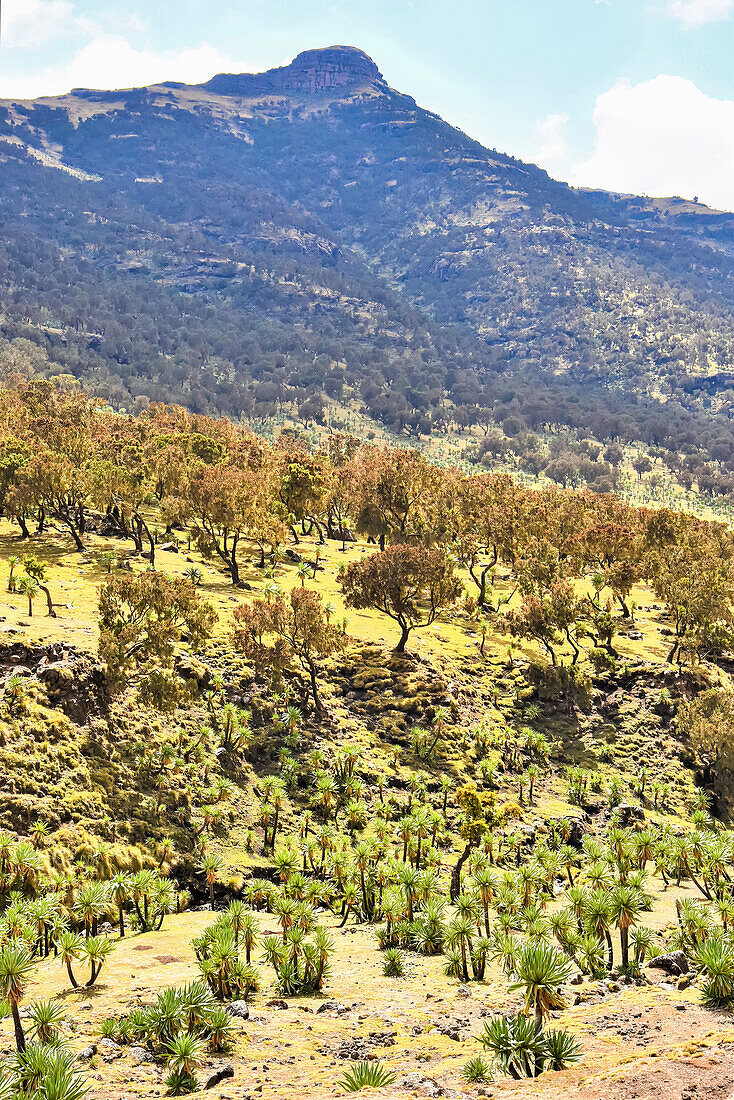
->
3, 0, 734, 208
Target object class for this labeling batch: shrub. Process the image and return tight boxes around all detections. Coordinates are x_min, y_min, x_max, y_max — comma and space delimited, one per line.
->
338, 1061, 396, 1092
382, 948, 404, 977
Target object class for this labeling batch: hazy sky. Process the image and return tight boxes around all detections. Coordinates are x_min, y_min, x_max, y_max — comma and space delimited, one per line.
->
3, 0, 734, 209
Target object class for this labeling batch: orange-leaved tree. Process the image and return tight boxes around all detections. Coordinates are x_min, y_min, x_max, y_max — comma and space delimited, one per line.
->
339, 544, 461, 653
232, 587, 347, 714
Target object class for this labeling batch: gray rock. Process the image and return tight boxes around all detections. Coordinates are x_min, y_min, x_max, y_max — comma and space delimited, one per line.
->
130, 1045, 155, 1065
226, 1000, 250, 1019
399, 1074, 443, 1097
614, 804, 646, 827
78, 1045, 97, 1060
649, 950, 689, 975
98, 1038, 121, 1062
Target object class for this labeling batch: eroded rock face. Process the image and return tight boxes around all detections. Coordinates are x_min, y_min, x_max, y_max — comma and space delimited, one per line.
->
0, 641, 108, 722
202, 46, 384, 99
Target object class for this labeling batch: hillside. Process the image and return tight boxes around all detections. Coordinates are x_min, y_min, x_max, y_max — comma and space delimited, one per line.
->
0, 381, 732, 1096
4, 48, 734, 472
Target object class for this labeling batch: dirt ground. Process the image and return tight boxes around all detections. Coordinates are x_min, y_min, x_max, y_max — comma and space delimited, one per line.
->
2, 906, 733, 1100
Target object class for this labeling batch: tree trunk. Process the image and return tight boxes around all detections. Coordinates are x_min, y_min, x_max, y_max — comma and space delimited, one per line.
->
534, 1003, 545, 1076
11, 1000, 25, 1052
394, 623, 410, 653
40, 584, 56, 617
450, 842, 472, 902
309, 664, 322, 714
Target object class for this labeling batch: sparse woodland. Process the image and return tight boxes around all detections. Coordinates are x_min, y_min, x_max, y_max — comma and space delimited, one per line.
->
0, 376, 731, 1095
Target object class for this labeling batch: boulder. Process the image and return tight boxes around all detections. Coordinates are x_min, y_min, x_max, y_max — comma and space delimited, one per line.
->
226, 1000, 249, 1019
205, 1065, 234, 1089
399, 1074, 443, 1097
649, 950, 689, 976
98, 1038, 121, 1062
614, 804, 645, 827
130, 1045, 155, 1065
174, 655, 211, 689
77, 1045, 97, 1060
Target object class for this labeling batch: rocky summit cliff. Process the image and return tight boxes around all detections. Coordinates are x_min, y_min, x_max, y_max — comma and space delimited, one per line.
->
2, 46, 734, 461
201, 45, 384, 96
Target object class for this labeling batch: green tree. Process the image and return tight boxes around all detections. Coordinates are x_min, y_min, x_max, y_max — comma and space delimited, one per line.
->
98, 571, 215, 698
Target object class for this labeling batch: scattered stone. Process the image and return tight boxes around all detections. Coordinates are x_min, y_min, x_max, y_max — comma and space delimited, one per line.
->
677, 975, 691, 991
265, 998, 289, 1010
78, 1045, 97, 1060
226, 1001, 250, 1020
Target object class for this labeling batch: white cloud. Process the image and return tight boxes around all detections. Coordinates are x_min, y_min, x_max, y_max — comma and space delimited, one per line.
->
535, 112, 570, 165
666, 0, 734, 27
0, 35, 242, 99
571, 74, 734, 211
3, 0, 75, 48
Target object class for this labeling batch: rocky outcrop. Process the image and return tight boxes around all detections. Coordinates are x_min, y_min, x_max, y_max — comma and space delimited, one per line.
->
649, 950, 689, 976
0, 642, 108, 722
202, 46, 384, 98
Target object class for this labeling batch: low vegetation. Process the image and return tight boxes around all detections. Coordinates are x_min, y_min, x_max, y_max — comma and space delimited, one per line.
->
0, 378, 732, 1096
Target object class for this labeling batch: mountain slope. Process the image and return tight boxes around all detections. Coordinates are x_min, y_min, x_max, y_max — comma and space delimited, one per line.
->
2, 46, 734, 460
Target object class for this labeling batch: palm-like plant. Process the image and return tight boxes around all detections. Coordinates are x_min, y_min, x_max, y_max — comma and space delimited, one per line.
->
16, 574, 39, 617
4, 673, 30, 715
83, 935, 115, 987
510, 941, 573, 1030
609, 883, 646, 970
479, 1014, 547, 1080
166, 1030, 204, 1094
204, 1004, 235, 1052
198, 853, 223, 911
57, 931, 84, 990
13, 1045, 87, 1100
693, 931, 734, 1007
0, 941, 35, 1050
544, 1027, 582, 1070
27, 998, 67, 1044
509, 941, 574, 1074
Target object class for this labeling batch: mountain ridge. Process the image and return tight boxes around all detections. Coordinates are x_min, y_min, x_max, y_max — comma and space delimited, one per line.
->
3, 47, 734, 475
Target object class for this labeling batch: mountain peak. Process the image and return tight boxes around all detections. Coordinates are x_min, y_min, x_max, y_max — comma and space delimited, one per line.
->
201, 45, 383, 98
